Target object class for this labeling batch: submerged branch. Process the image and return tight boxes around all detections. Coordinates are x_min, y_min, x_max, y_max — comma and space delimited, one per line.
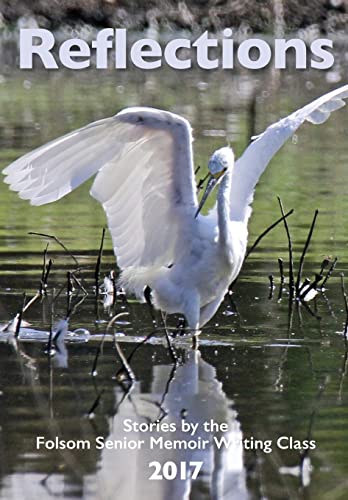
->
322, 257, 338, 288
95, 227, 106, 301
278, 197, 295, 295
28, 232, 79, 268
296, 209, 319, 292
245, 208, 294, 260
340, 273, 348, 340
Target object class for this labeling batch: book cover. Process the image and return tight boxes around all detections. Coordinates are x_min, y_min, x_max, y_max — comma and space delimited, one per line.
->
0, 2, 347, 499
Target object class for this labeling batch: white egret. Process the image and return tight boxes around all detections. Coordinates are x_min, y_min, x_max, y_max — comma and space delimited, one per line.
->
3, 85, 348, 331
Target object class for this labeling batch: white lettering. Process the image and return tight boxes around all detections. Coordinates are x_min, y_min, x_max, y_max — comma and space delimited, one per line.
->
92, 28, 114, 69
275, 39, 307, 69
165, 39, 191, 69
238, 39, 272, 69
311, 39, 334, 69
18, 29, 335, 71
130, 39, 162, 69
59, 39, 90, 69
193, 31, 218, 69
20, 29, 58, 69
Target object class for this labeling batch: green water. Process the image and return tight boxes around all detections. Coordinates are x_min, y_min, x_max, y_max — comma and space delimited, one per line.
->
0, 63, 348, 500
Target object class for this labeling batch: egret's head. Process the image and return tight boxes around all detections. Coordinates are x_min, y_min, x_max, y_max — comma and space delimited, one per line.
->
195, 147, 234, 218
208, 147, 234, 177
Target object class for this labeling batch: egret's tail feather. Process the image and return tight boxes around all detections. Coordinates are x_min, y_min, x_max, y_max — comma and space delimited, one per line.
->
118, 266, 166, 301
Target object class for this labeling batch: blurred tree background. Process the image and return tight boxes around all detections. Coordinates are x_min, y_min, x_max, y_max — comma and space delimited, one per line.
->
0, 0, 347, 33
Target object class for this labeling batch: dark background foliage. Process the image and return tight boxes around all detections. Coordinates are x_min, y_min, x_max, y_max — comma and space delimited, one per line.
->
0, 0, 347, 33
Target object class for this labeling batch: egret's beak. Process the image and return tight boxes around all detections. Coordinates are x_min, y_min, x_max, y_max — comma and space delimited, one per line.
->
194, 174, 219, 218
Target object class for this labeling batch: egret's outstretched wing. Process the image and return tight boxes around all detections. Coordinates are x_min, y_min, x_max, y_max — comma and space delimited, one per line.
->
229, 84, 348, 223
3, 107, 198, 268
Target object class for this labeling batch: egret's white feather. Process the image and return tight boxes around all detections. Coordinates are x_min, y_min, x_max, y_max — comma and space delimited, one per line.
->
229, 84, 348, 223
91, 109, 198, 268
3, 118, 119, 203
3, 107, 198, 270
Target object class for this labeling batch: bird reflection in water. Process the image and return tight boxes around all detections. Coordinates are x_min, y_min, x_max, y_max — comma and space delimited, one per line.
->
84, 350, 248, 500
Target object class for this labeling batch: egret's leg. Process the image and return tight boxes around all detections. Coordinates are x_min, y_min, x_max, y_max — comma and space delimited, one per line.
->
174, 317, 186, 337
161, 311, 177, 363
144, 285, 157, 326
192, 334, 199, 350
192, 294, 227, 349
184, 292, 201, 349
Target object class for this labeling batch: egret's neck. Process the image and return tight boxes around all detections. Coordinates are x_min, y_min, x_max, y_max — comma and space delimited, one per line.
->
217, 169, 232, 249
